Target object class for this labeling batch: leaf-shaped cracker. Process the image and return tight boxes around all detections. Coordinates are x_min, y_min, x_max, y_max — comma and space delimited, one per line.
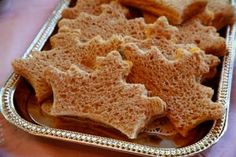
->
12, 35, 123, 102
44, 51, 166, 139
123, 44, 224, 136
62, 0, 111, 19
119, 0, 207, 25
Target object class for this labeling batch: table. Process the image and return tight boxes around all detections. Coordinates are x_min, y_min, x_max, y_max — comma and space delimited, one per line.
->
0, 0, 235, 156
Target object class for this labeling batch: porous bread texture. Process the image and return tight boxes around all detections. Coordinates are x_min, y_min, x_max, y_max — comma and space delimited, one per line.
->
124, 36, 218, 61
62, 2, 226, 58
12, 35, 123, 102
59, 3, 177, 42
203, 54, 221, 80
44, 51, 166, 139
62, 0, 130, 19
58, 8, 146, 41
122, 17, 221, 76
190, 0, 235, 30
62, 0, 110, 19
144, 16, 178, 40
119, 0, 207, 24
122, 43, 224, 136
50, 30, 82, 49
139, 13, 227, 57
123, 36, 220, 80
175, 19, 227, 57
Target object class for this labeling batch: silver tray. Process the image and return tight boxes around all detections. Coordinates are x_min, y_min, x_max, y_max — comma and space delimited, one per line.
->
1, 0, 236, 156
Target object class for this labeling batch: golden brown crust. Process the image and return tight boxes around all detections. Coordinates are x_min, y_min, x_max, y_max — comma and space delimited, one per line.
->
119, 0, 207, 24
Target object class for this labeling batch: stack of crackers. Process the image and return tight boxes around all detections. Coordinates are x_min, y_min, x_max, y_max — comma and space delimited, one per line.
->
12, 0, 235, 139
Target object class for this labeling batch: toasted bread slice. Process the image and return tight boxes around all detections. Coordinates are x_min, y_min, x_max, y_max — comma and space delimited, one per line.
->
62, 0, 130, 19
142, 0, 235, 30
62, 4, 224, 66
191, 0, 235, 30
206, 0, 235, 30
126, 17, 221, 80
59, 3, 177, 42
175, 19, 227, 56
12, 35, 123, 102
62, 0, 111, 19
58, 5, 146, 41
132, 14, 227, 57
119, 0, 207, 24
123, 36, 220, 80
44, 51, 166, 139
123, 44, 224, 136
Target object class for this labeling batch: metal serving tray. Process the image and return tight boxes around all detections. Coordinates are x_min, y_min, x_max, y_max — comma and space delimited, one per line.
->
1, 0, 236, 156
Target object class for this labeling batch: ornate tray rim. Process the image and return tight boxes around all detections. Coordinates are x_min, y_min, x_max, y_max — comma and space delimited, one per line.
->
1, 0, 236, 156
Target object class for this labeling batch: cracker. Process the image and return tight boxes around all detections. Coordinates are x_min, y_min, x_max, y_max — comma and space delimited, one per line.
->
119, 0, 207, 24
44, 51, 166, 139
12, 35, 123, 102
123, 43, 224, 136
